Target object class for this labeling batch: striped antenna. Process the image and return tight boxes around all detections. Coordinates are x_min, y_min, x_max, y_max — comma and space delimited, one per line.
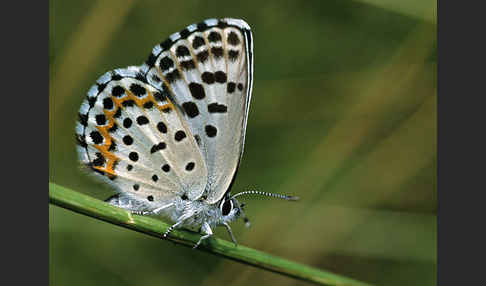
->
231, 190, 299, 201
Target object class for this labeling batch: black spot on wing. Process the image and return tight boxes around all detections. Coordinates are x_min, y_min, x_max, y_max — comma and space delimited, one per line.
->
208, 31, 222, 42
227, 32, 240, 46
188, 82, 205, 99
123, 118, 132, 128
201, 72, 215, 84
185, 162, 195, 171
196, 51, 209, 63
192, 36, 205, 49
103, 97, 114, 110
112, 86, 125, 97
122, 100, 135, 107
123, 135, 133, 145
137, 116, 149, 125
90, 131, 103, 144
182, 102, 200, 118
180, 60, 196, 70
211, 47, 224, 58
95, 114, 106, 125
214, 71, 227, 83
208, 103, 227, 113
165, 70, 181, 83
175, 130, 186, 142
157, 122, 167, 133
130, 83, 146, 97
176, 46, 191, 57
143, 101, 154, 109
205, 125, 217, 137
227, 82, 236, 93
228, 50, 239, 61
129, 152, 139, 162
162, 164, 170, 172
150, 142, 166, 153
159, 56, 174, 71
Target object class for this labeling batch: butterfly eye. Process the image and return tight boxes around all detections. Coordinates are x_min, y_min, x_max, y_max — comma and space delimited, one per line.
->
221, 199, 233, 216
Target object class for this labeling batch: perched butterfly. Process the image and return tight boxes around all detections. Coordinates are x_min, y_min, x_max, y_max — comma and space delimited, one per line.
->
75, 18, 299, 248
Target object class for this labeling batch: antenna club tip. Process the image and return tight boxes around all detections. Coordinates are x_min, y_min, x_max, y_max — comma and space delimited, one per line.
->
286, 195, 300, 201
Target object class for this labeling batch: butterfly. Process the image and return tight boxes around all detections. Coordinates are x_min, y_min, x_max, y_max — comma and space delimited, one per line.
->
75, 18, 299, 248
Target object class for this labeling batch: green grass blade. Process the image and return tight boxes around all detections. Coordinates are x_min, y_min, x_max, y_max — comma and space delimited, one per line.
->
49, 182, 373, 286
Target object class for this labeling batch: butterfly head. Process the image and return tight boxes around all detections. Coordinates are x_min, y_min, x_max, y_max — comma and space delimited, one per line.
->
218, 195, 244, 225
218, 190, 299, 227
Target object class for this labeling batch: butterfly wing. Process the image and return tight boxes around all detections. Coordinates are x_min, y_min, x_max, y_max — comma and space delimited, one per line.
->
75, 67, 208, 207
143, 18, 254, 204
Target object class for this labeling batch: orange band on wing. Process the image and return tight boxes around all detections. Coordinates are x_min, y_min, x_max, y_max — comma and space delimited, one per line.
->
90, 87, 175, 178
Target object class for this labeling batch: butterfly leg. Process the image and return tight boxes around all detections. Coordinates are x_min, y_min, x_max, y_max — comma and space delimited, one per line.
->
223, 222, 238, 246
164, 221, 182, 238
131, 210, 153, 215
151, 203, 174, 214
133, 203, 174, 215
193, 221, 213, 249
130, 206, 158, 215
163, 210, 194, 238
106, 194, 174, 216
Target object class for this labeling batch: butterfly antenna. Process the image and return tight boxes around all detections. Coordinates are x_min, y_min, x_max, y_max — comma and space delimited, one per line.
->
231, 190, 300, 201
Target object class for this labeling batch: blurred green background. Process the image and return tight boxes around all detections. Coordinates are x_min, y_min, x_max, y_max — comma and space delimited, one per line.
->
49, 0, 436, 285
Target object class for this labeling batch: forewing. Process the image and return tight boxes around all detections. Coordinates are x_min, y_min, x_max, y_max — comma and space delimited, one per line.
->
75, 67, 208, 206
143, 18, 254, 204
